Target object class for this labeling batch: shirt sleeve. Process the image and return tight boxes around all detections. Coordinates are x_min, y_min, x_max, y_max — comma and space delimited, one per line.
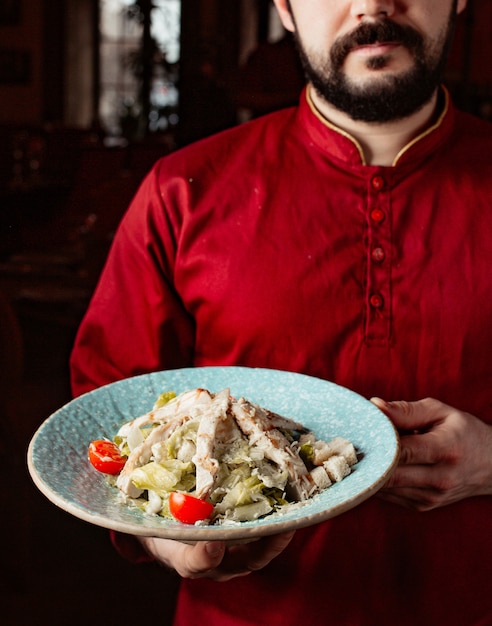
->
70, 163, 195, 397
110, 531, 155, 564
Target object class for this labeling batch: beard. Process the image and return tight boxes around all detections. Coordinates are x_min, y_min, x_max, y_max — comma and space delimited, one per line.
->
292, 12, 457, 123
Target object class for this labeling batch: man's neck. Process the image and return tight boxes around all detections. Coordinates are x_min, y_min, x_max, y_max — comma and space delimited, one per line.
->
310, 86, 440, 166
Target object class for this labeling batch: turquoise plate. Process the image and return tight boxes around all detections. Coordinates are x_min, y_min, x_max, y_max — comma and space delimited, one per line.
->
27, 367, 399, 541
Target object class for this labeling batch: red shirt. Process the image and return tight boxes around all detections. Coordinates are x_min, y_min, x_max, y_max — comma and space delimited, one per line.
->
70, 88, 492, 625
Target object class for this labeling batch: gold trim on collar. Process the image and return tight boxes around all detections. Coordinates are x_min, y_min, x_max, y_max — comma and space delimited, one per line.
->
305, 84, 450, 168
306, 86, 367, 165
391, 87, 449, 166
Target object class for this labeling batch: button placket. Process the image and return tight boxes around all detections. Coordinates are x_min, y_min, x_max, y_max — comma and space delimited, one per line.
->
366, 173, 391, 344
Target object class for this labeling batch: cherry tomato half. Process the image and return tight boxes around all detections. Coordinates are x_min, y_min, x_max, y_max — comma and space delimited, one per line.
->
88, 440, 127, 475
169, 492, 214, 524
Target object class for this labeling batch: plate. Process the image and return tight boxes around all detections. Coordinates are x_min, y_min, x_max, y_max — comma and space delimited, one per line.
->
27, 366, 399, 541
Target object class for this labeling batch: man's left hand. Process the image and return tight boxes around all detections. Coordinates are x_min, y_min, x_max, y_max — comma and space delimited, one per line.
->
371, 397, 492, 511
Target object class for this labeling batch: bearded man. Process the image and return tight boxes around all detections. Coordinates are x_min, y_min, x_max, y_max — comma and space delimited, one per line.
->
70, 1, 492, 624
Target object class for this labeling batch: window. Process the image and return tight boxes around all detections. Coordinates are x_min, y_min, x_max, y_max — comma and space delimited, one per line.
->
99, 0, 180, 138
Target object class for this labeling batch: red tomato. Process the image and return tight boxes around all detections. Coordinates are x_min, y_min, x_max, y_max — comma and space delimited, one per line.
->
88, 440, 127, 475
169, 492, 214, 524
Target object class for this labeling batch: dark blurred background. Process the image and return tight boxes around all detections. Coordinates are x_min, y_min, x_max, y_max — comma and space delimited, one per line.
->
1, 1, 491, 624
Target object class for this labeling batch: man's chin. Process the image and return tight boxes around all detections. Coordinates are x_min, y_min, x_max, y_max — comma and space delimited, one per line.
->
314, 74, 437, 123
343, 58, 419, 91
343, 75, 406, 100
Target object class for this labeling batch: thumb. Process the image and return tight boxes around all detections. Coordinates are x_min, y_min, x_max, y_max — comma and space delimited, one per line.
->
177, 540, 226, 578
370, 397, 441, 433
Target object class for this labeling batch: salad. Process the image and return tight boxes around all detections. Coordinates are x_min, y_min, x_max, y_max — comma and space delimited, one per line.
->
88, 388, 358, 525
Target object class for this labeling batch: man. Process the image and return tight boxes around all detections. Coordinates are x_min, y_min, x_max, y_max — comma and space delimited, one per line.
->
70, 1, 492, 624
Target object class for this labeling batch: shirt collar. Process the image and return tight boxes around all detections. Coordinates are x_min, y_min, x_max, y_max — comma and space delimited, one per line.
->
298, 84, 455, 169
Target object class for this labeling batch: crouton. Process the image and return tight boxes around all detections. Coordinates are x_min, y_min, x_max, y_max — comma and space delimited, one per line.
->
310, 465, 332, 490
323, 455, 351, 482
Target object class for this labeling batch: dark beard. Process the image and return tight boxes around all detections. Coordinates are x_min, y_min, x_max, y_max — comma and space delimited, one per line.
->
293, 17, 456, 123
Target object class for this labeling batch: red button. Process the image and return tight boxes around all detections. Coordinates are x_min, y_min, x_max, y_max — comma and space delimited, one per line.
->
371, 175, 385, 190
372, 247, 386, 263
371, 208, 385, 223
369, 293, 384, 308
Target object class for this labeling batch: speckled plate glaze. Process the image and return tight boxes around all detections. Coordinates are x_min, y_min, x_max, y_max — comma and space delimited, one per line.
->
28, 367, 399, 541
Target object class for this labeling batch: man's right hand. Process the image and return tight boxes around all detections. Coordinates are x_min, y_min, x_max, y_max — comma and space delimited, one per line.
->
139, 531, 295, 582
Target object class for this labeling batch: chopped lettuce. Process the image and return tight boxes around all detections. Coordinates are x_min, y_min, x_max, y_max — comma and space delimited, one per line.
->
164, 421, 198, 460
153, 391, 177, 409
130, 459, 196, 497
213, 475, 265, 514
226, 499, 273, 522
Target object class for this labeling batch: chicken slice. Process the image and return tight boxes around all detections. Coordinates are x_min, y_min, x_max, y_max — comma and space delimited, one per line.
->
192, 388, 231, 499
117, 388, 214, 438
262, 408, 307, 433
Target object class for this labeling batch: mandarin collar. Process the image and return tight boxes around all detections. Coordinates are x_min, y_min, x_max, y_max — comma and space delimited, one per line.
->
296, 85, 456, 170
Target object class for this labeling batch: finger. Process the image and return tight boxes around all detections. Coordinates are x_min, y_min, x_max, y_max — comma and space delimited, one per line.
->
214, 531, 296, 581
240, 530, 296, 572
385, 462, 438, 488
396, 432, 443, 466
377, 488, 438, 511
176, 540, 226, 578
371, 397, 446, 433
387, 459, 459, 497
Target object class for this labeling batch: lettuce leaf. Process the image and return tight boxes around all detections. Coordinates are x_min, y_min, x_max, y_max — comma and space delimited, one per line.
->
130, 459, 195, 497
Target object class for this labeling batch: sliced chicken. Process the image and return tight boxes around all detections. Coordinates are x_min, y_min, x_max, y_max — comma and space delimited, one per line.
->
231, 397, 315, 500
262, 408, 307, 433
117, 388, 214, 438
193, 388, 231, 499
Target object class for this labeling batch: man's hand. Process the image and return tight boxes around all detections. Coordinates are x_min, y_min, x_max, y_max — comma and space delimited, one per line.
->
371, 397, 492, 511
139, 531, 295, 581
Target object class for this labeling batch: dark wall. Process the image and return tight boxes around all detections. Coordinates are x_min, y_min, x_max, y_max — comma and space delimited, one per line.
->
178, 0, 241, 145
